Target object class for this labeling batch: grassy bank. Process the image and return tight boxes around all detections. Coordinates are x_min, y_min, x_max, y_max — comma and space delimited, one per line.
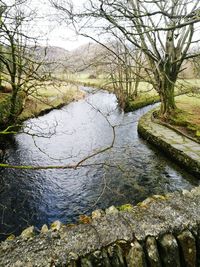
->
54, 75, 200, 140
56, 73, 112, 91
19, 81, 85, 121
168, 95, 200, 142
68, 74, 199, 112
0, 81, 85, 129
124, 82, 158, 111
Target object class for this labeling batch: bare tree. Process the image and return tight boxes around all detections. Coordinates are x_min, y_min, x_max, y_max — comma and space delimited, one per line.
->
0, 0, 50, 126
103, 39, 145, 109
52, 0, 200, 118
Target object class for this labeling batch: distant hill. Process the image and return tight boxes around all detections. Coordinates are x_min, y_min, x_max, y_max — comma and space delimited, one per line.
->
34, 46, 70, 72
66, 42, 109, 74
34, 43, 196, 78
34, 43, 104, 73
35, 46, 69, 62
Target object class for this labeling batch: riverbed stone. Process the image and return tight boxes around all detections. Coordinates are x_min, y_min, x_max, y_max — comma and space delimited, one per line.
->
145, 236, 161, 267
41, 224, 49, 234
92, 209, 105, 220
51, 220, 61, 231
158, 234, 180, 267
177, 230, 196, 267
105, 205, 119, 215
126, 240, 146, 267
20, 226, 34, 239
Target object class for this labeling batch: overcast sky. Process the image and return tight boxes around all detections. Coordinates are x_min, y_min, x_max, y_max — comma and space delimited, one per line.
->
28, 0, 89, 50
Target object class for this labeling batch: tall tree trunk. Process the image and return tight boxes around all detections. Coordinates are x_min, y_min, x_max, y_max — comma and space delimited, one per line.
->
133, 76, 139, 100
156, 57, 181, 118
9, 85, 18, 123
159, 76, 176, 118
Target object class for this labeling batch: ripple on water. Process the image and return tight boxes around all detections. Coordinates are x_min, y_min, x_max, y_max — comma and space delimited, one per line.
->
0, 89, 198, 240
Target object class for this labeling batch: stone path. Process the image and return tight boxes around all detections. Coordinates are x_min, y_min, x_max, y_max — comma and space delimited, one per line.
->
138, 110, 200, 176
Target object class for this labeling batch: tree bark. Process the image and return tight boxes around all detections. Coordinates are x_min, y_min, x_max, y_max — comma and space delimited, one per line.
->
159, 75, 176, 118
9, 85, 18, 123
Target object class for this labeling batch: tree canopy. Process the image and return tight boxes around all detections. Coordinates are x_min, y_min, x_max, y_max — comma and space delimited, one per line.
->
52, 0, 200, 117
0, 0, 49, 125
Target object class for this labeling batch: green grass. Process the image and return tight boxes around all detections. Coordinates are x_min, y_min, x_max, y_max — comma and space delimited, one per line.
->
19, 82, 84, 121
124, 79, 200, 111
0, 78, 85, 128
170, 95, 200, 141
50, 74, 200, 135
56, 72, 111, 90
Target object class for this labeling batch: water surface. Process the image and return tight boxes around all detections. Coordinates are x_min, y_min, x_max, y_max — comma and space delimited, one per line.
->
0, 88, 198, 239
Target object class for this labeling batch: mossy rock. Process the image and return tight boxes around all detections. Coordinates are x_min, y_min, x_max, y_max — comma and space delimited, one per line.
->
21, 226, 34, 239
124, 96, 159, 112
6, 234, 15, 241
196, 130, 200, 137
118, 204, 133, 212
79, 215, 91, 224
51, 220, 61, 231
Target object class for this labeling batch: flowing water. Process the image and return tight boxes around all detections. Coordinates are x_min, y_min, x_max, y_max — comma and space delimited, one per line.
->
0, 88, 198, 240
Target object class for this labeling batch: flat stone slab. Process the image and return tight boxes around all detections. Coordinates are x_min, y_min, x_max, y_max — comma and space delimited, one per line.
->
138, 110, 200, 176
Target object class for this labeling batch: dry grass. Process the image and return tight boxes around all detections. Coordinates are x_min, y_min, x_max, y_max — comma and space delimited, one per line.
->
19, 81, 85, 121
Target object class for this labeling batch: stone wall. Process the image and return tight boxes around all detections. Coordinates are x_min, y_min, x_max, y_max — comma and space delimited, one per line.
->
1, 187, 200, 266
138, 110, 200, 176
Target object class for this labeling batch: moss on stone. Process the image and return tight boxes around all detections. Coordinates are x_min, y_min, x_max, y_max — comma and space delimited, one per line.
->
196, 130, 200, 137
124, 96, 159, 112
6, 234, 15, 241
118, 204, 133, 212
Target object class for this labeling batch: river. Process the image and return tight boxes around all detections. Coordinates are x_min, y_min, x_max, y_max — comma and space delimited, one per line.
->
0, 88, 198, 240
